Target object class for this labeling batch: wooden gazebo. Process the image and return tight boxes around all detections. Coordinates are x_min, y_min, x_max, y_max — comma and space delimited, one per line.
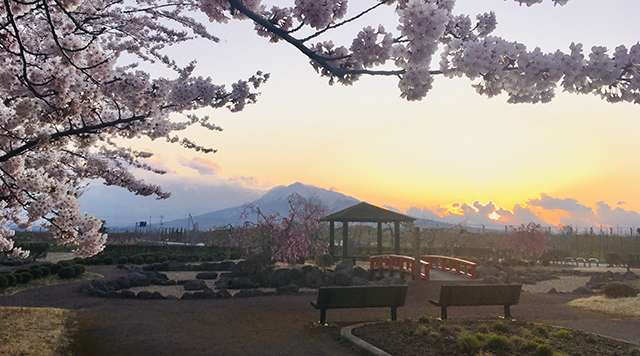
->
321, 202, 416, 259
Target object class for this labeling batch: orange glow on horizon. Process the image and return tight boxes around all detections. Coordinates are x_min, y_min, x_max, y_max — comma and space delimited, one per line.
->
489, 212, 501, 220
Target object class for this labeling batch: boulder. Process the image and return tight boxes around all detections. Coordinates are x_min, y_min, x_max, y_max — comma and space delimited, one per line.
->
377, 277, 405, 285
149, 291, 166, 299
136, 291, 153, 299
158, 280, 177, 286
351, 266, 371, 280
497, 271, 509, 283
276, 284, 299, 295
103, 291, 120, 298
335, 260, 354, 275
234, 289, 264, 298
230, 277, 258, 289
216, 289, 232, 299
192, 290, 216, 299
90, 279, 108, 292
115, 276, 131, 290
166, 261, 188, 271
196, 272, 219, 280
288, 268, 303, 281
483, 276, 503, 285
270, 269, 292, 288
145, 272, 169, 285
335, 271, 353, 286
547, 288, 558, 294
181, 292, 194, 300
477, 265, 499, 278
183, 279, 208, 291
128, 272, 151, 287
215, 277, 231, 289
120, 290, 136, 299
571, 286, 594, 295
351, 277, 369, 286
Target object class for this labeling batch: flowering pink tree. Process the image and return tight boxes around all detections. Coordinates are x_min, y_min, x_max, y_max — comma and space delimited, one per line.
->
230, 193, 329, 264
508, 222, 548, 260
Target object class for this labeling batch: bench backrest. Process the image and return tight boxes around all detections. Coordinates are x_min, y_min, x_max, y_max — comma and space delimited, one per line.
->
316, 285, 408, 309
438, 284, 521, 307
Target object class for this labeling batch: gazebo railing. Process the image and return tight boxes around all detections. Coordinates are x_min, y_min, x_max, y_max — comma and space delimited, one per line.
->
421, 255, 477, 279
369, 254, 430, 280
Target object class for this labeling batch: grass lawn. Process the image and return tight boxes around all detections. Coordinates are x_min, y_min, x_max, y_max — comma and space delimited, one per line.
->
0, 306, 75, 356
568, 295, 640, 319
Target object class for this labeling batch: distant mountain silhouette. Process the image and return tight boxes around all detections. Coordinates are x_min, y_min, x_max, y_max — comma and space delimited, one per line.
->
161, 182, 360, 229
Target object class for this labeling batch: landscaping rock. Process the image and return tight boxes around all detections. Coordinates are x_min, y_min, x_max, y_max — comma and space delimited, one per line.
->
335, 271, 353, 286
103, 291, 120, 298
183, 280, 208, 291
547, 288, 558, 294
230, 277, 258, 289
196, 272, 219, 280
115, 276, 131, 289
216, 289, 232, 299
335, 260, 354, 275
276, 284, 299, 295
270, 269, 292, 288
234, 289, 264, 298
181, 292, 193, 300
351, 276, 369, 286
120, 290, 136, 299
477, 266, 499, 278
377, 277, 405, 285
166, 261, 188, 271
128, 272, 151, 287
136, 291, 153, 299
351, 266, 371, 280
192, 290, 216, 299
214, 277, 231, 289
158, 280, 177, 286
572, 286, 594, 295
149, 291, 166, 299
483, 276, 503, 284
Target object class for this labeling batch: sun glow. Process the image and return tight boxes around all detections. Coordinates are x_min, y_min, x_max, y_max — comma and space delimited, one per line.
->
489, 212, 501, 220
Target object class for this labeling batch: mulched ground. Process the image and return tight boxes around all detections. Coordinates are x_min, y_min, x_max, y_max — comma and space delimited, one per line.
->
1, 267, 639, 356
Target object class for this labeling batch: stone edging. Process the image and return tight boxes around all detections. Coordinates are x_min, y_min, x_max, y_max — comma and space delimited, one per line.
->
340, 322, 392, 356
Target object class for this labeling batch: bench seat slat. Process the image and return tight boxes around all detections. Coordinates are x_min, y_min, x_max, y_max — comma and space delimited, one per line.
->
312, 285, 408, 324
429, 284, 522, 319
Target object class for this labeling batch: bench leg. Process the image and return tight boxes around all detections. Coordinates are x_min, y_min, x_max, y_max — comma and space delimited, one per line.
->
441, 306, 447, 320
504, 305, 511, 319
320, 309, 327, 325
391, 307, 397, 321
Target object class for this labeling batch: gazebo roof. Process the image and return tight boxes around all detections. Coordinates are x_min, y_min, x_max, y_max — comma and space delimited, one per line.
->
321, 202, 416, 223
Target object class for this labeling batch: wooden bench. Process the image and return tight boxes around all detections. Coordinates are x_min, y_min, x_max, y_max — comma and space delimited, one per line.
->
429, 284, 522, 320
311, 285, 408, 324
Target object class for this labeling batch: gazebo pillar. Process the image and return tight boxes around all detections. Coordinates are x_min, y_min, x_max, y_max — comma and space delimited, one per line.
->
329, 221, 335, 258
342, 221, 349, 259
377, 222, 383, 255
394, 221, 400, 254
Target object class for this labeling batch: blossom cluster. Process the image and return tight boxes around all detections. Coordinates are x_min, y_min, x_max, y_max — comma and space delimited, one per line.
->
0, 0, 267, 257
217, 0, 639, 106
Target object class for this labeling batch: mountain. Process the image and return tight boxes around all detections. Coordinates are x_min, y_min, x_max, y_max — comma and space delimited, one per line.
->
160, 182, 360, 229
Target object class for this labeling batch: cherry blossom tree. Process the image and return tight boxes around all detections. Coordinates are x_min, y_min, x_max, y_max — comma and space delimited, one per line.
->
0, 0, 267, 257
2, 0, 639, 258
230, 193, 329, 264
508, 222, 548, 259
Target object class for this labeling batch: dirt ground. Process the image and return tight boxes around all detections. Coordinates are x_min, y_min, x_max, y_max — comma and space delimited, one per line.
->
1, 266, 640, 356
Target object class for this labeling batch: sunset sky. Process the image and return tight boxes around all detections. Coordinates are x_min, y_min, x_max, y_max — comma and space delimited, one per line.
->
79, 0, 640, 230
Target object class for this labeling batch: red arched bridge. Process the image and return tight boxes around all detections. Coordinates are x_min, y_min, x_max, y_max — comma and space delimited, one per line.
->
369, 255, 477, 280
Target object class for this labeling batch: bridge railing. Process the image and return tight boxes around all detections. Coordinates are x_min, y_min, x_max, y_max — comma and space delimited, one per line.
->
421, 255, 477, 279
369, 254, 430, 280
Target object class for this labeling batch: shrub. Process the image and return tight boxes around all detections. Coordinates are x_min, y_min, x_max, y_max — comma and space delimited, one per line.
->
102, 257, 114, 265
493, 321, 509, 332
474, 333, 486, 342
437, 325, 448, 333
541, 259, 550, 267
58, 266, 76, 279
536, 343, 554, 356
19, 272, 32, 283
229, 251, 242, 260
550, 329, 571, 339
28, 268, 42, 279
413, 325, 429, 337
157, 255, 169, 263
73, 257, 86, 265
0, 275, 8, 289
40, 266, 50, 277
521, 340, 538, 351
604, 282, 638, 299
417, 315, 431, 324
628, 347, 640, 356
477, 323, 489, 333
72, 265, 86, 276
50, 263, 63, 274
453, 324, 462, 332
133, 256, 144, 265
457, 333, 483, 353
13, 273, 23, 284
58, 260, 72, 267
145, 256, 156, 264
4, 273, 16, 286
535, 325, 548, 337
116, 257, 128, 265
486, 334, 512, 351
